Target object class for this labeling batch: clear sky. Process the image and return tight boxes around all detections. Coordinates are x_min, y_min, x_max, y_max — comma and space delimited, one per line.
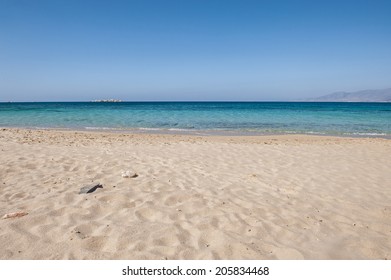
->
1, 0, 390, 101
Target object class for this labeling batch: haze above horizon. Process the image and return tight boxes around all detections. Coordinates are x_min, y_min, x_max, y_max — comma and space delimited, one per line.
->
1, 0, 390, 102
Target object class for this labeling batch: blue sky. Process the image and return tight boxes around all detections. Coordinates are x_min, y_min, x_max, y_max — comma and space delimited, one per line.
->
0, 0, 390, 101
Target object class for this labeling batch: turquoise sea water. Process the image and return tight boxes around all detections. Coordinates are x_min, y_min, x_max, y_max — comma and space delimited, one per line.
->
0, 102, 390, 137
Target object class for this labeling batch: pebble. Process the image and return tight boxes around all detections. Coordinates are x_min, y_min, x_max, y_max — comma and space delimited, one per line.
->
79, 183, 103, 194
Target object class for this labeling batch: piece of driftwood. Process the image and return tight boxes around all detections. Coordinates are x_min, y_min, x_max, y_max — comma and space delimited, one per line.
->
2, 211, 29, 219
79, 183, 103, 194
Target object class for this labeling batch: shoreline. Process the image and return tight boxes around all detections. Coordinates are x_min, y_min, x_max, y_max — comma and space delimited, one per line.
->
1, 126, 390, 140
1, 128, 390, 259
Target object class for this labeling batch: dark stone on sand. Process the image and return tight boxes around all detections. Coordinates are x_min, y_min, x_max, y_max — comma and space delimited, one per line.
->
79, 183, 103, 194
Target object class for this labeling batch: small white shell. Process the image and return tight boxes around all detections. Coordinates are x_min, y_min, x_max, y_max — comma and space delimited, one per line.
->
121, 170, 137, 178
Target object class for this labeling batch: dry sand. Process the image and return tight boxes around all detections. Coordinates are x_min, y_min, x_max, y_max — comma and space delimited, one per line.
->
0, 128, 390, 260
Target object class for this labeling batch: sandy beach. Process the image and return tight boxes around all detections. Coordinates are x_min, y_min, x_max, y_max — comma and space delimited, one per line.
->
0, 128, 390, 259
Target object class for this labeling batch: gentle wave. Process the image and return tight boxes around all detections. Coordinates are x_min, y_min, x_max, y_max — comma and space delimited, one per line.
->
85, 126, 124, 130
344, 132, 387, 136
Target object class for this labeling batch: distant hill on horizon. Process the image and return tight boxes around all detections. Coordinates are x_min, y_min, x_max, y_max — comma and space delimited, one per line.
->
309, 88, 391, 102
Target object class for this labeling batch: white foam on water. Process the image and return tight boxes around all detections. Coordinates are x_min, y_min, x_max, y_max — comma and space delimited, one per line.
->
345, 132, 387, 136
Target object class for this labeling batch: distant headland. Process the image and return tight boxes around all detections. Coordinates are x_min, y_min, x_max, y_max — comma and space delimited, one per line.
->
308, 88, 391, 102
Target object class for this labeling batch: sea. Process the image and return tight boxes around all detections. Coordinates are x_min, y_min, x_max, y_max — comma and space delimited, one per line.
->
0, 102, 390, 137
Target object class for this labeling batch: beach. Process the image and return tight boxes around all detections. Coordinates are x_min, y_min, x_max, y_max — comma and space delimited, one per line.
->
0, 128, 390, 260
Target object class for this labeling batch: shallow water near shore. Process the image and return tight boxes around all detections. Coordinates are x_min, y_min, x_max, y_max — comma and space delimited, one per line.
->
1, 102, 390, 137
